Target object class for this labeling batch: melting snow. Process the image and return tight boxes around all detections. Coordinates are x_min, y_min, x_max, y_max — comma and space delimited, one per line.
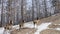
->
12, 21, 37, 29
0, 27, 4, 34
23, 21, 36, 28
12, 25, 19, 29
1, 22, 60, 34
34, 22, 52, 34
56, 28, 60, 31
0, 22, 52, 34
3, 30, 11, 34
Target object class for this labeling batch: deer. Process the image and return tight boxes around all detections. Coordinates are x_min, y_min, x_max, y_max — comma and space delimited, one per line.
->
4, 20, 13, 30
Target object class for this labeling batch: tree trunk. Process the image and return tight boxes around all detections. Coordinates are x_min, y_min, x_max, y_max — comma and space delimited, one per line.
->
0, 0, 3, 27
44, 0, 48, 17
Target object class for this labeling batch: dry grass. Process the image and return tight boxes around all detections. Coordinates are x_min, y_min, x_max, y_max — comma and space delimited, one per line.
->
40, 29, 60, 34
11, 28, 36, 34
40, 13, 60, 23
31, 13, 60, 26
52, 19, 60, 24
10, 13, 60, 34
48, 24, 60, 28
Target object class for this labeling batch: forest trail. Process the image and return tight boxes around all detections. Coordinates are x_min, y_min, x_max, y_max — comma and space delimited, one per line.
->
11, 13, 60, 34
0, 13, 60, 34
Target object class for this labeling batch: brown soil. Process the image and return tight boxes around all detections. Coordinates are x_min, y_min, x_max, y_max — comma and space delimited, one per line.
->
11, 28, 36, 34
40, 29, 60, 34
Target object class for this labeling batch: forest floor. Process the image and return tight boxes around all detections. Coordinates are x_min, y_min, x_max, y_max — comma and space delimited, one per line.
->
0, 13, 60, 34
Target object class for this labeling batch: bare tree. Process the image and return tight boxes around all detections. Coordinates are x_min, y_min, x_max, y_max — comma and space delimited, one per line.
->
44, 0, 48, 17
19, 0, 24, 29
34, 0, 40, 20
6, 0, 13, 24
52, 0, 60, 14
37, 0, 40, 19
32, 0, 34, 21
0, 0, 1, 4
32, 0, 37, 26
55, 0, 60, 13
23, 0, 27, 22
0, 0, 3, 27
35, 0, 38, 20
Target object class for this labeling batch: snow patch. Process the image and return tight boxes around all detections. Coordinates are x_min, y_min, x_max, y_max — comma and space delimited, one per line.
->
23, 21, 35, 28
0, 27, 4, 34
3, 30, 11, 34
34, 22, 52, 34
0, 22, 52, 34
56, 28, 60, 31
12, 25, 19, 29
12, 21, 37, 29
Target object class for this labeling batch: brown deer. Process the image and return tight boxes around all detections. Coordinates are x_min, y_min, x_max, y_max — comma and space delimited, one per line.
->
19, 20, 24, 29
4, 20, 13, 30
33, 19, 40, 25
